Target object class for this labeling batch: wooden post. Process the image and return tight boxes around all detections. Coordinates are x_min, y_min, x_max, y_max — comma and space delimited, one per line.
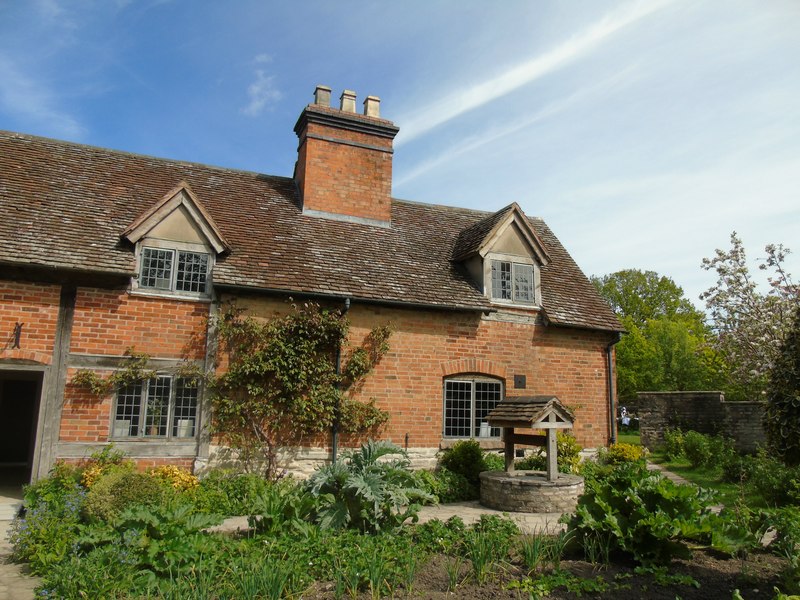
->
546, 414, 558, 481
503, 427, 515, 473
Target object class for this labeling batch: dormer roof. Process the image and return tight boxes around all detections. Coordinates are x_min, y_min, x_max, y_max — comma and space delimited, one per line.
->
452, 202, 550, 265
121, 181, 230, 254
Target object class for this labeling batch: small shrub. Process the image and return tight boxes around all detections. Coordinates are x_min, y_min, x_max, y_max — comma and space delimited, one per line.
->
663, 428, 685, 460
149, 464, 199, 491
683, 430, 713, 468
602, 442, 648, 465
192, 469, 273, 515
482, 451, 505, 472
439, 440, 486, 487
415, 467, 476, 503
720, 452, 757, 484
22, 460, 82, 507
747, 450, 800, 506
412, 516, 467, 555
83, 468, 172, 522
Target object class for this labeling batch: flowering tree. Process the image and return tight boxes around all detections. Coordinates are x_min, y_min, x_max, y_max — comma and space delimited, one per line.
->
700, 232, 797, 399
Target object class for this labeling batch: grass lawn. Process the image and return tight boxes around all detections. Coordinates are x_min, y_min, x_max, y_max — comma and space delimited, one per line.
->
648, 451, 762, 507
617, 431, 641, 445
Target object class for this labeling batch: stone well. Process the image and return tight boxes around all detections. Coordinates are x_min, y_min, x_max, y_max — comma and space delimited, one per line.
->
481, 395, 584, 514
479, 470, 583, 513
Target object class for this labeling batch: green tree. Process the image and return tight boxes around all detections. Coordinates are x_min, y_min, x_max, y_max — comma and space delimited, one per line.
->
592, 269, 699, 326
764, 305, 800, 465
209, 301, 391, 478
592, 270, 723, 401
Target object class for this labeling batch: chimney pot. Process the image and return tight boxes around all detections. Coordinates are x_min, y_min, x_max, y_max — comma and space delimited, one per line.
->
314, 85, 332, 107
363, 95, 380, 117
340, 89, 357, 113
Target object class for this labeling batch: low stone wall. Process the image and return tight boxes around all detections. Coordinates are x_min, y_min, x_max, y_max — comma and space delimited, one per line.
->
479, 470, 584, 513
636, 391, 765, 453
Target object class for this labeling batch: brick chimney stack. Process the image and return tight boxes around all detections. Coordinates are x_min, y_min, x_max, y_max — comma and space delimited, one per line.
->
294, 85, 399, 224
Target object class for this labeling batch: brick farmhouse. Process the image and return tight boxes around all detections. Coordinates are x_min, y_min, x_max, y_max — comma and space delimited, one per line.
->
0, 86, 623, 481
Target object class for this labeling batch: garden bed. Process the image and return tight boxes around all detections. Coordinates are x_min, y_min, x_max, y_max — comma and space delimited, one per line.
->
297, 548, 788, 599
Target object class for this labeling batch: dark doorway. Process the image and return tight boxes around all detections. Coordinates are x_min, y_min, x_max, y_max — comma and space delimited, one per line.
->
0, 371, 43, 486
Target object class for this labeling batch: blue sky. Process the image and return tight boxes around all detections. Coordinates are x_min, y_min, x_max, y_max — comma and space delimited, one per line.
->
2, 0, 798, 308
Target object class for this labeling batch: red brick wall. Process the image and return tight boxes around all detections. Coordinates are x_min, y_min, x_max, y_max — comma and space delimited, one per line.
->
0, 280, 61, 365
234, 297, 615, 450
69, 288, 208, 358
61, 288, 209, 442
296, 119, 394, 222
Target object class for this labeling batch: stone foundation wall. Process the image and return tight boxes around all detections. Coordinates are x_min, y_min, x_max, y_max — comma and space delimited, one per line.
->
204, 444, 439, 478
479, 471, 583, 513
636, 391, 765, 453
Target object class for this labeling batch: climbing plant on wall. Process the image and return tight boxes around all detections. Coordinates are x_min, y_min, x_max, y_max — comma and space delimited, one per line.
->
209, 301, 391, 479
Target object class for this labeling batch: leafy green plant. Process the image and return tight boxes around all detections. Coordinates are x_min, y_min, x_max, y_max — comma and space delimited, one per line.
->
746, 449, 800, 506
415, 467, 476, 503
191, 469, 273, 515
9, 484, 86, 574
764, 507, 800, 594
483, 451, 505, 471
78, 502, 223, 580
248, 478, 314, 535
465, 529, 497, 584
516, 432, 583, 474
564, 460, 717, 565
663, 427, 686, 460
412, 516, 467, 555
307, 440, 433, 533
439, 440, 487, 487
508, 570, 612, 600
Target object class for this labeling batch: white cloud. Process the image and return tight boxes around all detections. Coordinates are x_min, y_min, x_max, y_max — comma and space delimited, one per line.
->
0, 54, 85, 138
240, 63, 282, 117
395, 65, 639, 188
395, 0, 673, 145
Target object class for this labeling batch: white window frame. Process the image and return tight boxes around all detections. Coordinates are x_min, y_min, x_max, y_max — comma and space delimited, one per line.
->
132, 239, 213, 299
112, 375, 198, 439
443, 376, 504, 439
485, 252, 540, 307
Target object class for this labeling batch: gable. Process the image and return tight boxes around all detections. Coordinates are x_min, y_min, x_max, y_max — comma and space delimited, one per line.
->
122, 183, 229, 254
145, 204, 207, 245
486, 220, 536, 258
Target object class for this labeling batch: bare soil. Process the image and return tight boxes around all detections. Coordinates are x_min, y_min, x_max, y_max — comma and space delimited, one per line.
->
303, 548, 791, 599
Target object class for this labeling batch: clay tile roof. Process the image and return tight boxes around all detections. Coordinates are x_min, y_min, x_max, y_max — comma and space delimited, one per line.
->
486, 395, 575, 428
0, 130, 623, 331
451, 204, 514, 260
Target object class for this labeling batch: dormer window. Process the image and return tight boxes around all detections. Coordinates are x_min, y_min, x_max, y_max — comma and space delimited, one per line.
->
491, 260, 534, 304
451, 203, 550, 311
140, 247, 209, 294
121, 182, 230, 301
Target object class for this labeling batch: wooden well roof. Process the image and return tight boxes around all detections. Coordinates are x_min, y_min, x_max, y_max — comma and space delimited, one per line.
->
486, 396, 575, 429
